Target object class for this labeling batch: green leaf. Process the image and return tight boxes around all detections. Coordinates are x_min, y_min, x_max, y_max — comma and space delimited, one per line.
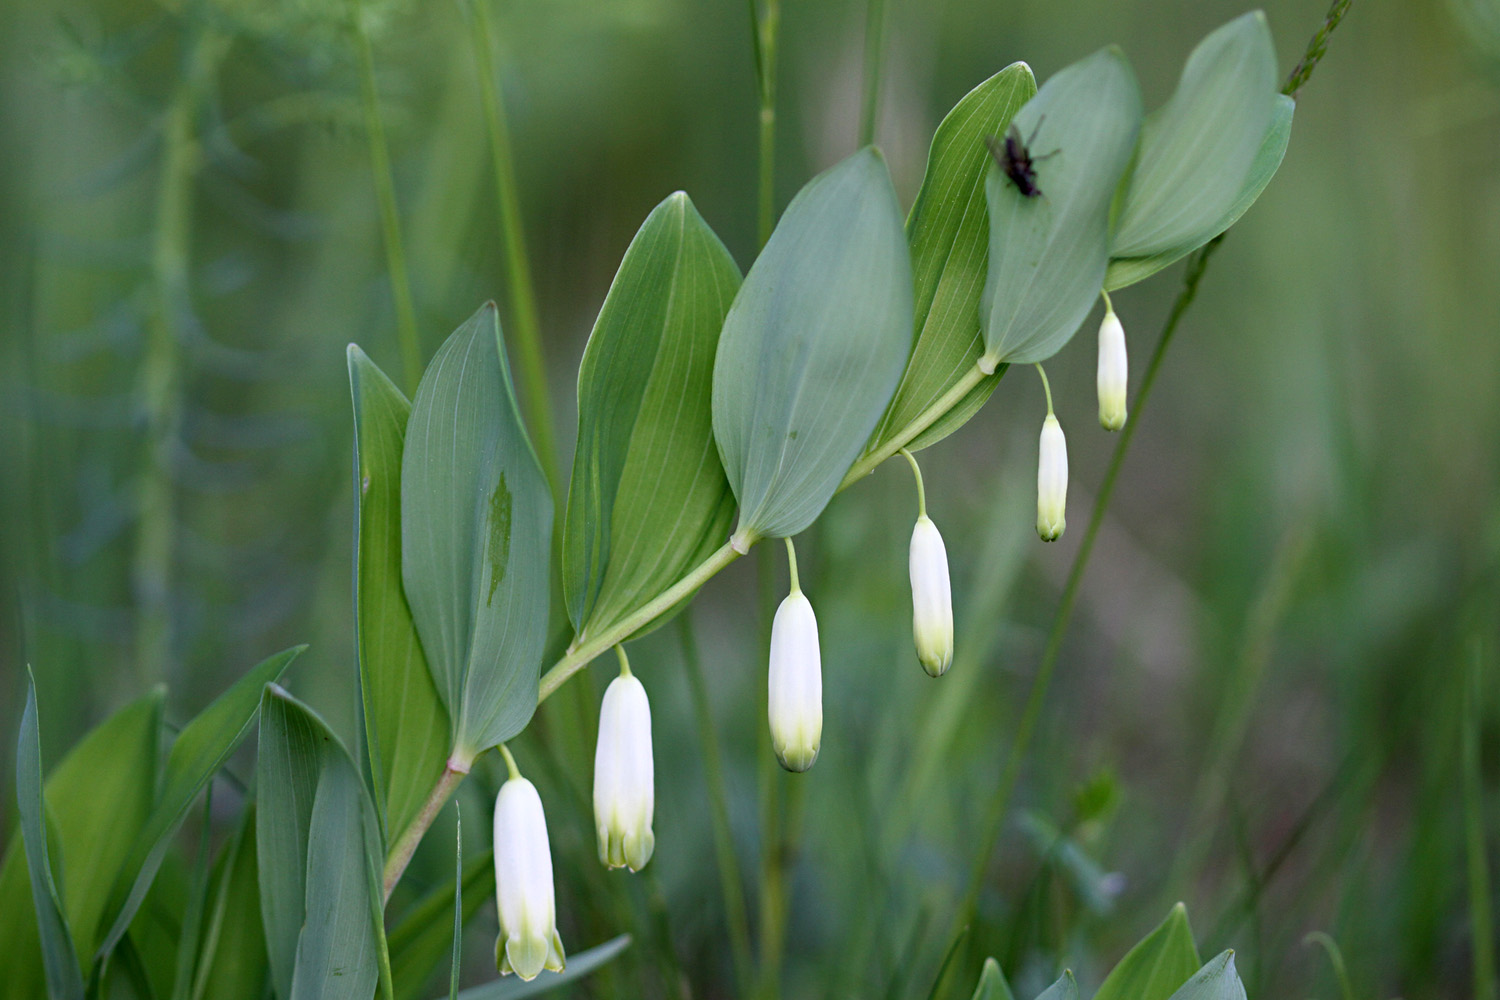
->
402, 304, 554, 759
95, 645, 303, 966
189, 804, 267, 1000
451, 935, 631, 1000
970, 958, 1016, 1000
868, 63, 1035, 455
1105, 94, 1292, 290
562, 192, 741, 640
712, 147, 913, 542
1162, 951, 1246, 1000
289, 756, 381, 1000
349, 345, 451, 842
257, 685, 391, 1000
1109, 12, 1279, 259
0, 683, 162, 995
1033, 970, 1077, 1000
15, 672, 86, 1000
389, 848, 493, 1000
981, 48, 1141, 366
1094, 903, 1202, 1000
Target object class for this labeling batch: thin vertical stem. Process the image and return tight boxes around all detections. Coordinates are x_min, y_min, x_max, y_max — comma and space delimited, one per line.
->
614, 643, 631, 677
1034, 363, 1055, 415
351, 0, 423, 395
467, 0, 561, 493
1464, 639, 1497, 1000
748, 0, 781, 248
784, 537, 800, 593
135, 26, 224, 687
948, 236, 1224, 934
678, 613, 755, 999
858, 0, 888, 147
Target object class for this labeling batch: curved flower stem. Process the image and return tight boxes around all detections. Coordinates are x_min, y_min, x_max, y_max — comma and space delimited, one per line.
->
839, 363, 990, 491
899, 448, 926, 519
538, 540, 745, 702
784, 537, 800, 593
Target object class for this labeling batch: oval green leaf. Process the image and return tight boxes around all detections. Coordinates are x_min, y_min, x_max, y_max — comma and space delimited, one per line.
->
981, 48, 1142, 366
712, 147, 913, 542
866, 63, 1035, 456
349, 345, 450, 843
1105, 94, 1292, 290
563, 192, 741, 642
1110, 12, 1279, 260
402, 304, 553, 759
1094, 902, 1202, 1000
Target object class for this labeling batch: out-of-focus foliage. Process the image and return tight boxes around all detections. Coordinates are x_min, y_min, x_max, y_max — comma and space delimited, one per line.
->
1, 0, 1497, 998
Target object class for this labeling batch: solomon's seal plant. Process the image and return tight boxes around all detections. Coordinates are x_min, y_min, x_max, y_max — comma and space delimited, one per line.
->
2, 4, 1359, 997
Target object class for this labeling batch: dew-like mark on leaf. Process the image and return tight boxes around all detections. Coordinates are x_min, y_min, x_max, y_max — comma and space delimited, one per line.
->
487, 473, 512, 605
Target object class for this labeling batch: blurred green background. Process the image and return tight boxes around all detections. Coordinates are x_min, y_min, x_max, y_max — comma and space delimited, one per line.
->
2, 0, 1497, 996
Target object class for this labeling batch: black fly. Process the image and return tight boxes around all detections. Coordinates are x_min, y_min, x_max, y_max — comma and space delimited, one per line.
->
984, 118, 1057, 199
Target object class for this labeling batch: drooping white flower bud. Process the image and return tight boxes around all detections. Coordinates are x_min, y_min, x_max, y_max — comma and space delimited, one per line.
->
493, 760, 565, 981
1036, 413, 1068, 542
909, 515, 953, 677
593, 659, 655, 872
768, 560, 822, 772
1096, 304, 1128, 431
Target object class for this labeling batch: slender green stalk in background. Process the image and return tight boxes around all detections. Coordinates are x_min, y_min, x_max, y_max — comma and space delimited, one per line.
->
351, 0, 423, 394
134, 26, 226, 687
747, 0, 780, 248
465, 0, 561, 495
1463, 639, 1497, 1000
859, 0, 888, 148
947, 0, 1355, 933
679, 612, 756, 999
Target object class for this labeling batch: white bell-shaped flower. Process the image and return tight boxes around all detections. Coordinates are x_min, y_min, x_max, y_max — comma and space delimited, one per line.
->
493, 754, 566, 981
1097, 303, 1128, 431
909, 515, 953, 677
769, 540, 822, 771
1036, 412, 1068, 542
593, 655, 655, 872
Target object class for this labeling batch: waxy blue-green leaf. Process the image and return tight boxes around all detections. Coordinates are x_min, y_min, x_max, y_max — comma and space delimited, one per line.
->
1110, 12, 1279, 260
15, 673, 86, 1000
981, 48, 1141, 366
713, 147, 913, 542
95, 645, 303, 966
257, 685, 391, 1000
1163, 951, 1246, 1000
1105, 94, 1292, 290
1033, 970, 1078, 1000
451, 934, 631, 1000
1094, 903, 1202, 1000
970, 957, 1017, 1000
403, 304, 553, 759
563, 192, 740, 641
866, 64, 1035, 456
0, 683, 161, 1000
349, 345, 450, 842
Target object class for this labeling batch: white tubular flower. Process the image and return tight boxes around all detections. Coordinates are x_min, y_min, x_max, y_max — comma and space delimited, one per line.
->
1036, 412, 1068, 542
593, 653, 655, 872
1097, 302, 1128, 431
493, 754, 565, 981
909, 515, 953, 677
769, 539, 822, 772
